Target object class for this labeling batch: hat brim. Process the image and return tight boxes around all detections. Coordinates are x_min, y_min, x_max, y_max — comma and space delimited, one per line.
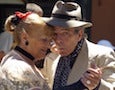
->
43, 17, 92, 28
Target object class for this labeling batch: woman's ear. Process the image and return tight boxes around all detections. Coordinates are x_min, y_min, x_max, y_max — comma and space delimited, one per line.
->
20, 30, 29, 45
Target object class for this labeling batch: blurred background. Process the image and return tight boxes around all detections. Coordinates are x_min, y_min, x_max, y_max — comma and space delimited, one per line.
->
0, 0, 114, 45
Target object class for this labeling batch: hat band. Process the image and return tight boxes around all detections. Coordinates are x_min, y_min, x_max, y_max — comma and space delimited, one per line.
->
52, 14, 78, 20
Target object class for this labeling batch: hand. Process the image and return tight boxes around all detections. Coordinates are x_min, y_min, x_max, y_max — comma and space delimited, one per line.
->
81, 62, 102, 90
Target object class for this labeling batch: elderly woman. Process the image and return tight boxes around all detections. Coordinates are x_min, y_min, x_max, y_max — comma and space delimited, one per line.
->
0, 12, 54, 90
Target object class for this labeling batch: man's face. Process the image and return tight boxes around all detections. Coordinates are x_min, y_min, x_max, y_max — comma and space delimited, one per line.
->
53, 26, 83, 56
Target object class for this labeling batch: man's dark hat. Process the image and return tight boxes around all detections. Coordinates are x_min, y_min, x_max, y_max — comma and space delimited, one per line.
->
43, 1, 92, 28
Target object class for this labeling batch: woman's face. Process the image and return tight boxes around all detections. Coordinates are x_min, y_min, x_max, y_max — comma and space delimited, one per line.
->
25, 24, 53, 60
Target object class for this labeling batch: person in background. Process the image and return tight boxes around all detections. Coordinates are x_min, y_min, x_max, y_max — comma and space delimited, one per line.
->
0, 11, 54, 90
42, 1, 115, 90
0, 28, 13, 61
26, 3, 43, 17
97, 39, 115, 51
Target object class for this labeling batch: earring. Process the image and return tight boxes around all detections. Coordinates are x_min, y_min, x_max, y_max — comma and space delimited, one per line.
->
25, 40, 29, 46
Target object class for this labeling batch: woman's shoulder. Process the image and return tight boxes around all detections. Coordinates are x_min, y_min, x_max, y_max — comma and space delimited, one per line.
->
1, 50, 33, 73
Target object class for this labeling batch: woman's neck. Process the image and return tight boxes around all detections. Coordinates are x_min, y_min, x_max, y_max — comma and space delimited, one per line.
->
14, 46, 35, 61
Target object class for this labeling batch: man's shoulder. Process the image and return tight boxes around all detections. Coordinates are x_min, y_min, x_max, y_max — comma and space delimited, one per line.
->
86, 40, 115, 55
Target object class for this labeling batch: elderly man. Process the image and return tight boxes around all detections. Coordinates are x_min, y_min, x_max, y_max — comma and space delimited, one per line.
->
42, 1, 115, 90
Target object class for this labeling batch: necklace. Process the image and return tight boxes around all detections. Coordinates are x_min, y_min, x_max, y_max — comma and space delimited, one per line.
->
14, 46, 35, 61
